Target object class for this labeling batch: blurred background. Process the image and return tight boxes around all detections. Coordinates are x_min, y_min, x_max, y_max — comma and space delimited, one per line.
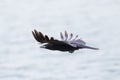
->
0, 0, 120, 80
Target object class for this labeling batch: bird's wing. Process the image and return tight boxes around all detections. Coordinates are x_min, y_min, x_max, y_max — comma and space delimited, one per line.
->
32, 29, 75, 47
60, 31, 86, 47
64, 39, 86, 47
32, 29, 56, 43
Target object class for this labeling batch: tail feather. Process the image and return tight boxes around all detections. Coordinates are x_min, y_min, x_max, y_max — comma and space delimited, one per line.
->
82, 45, 99, 50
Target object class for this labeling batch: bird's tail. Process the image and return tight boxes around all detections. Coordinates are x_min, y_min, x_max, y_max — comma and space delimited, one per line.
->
82, 45, 99, 50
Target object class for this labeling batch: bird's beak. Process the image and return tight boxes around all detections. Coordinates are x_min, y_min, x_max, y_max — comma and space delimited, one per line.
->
40, 45, 45, 48
40, 43, 48, 48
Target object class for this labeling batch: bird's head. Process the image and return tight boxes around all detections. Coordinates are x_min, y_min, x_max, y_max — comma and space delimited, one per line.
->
40, 43, 48, 48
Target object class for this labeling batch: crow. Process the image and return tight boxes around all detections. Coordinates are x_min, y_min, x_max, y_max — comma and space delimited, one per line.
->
32, 29, 99, 53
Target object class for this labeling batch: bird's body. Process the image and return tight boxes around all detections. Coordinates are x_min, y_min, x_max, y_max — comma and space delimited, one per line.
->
32, 29, 98, 53
41, 41, 79, 53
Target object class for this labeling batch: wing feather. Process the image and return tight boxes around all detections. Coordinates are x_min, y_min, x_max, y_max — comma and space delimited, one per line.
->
45, 35, 49, 41
73, 35, 78, 40
65, 30, 68, 40
60, 32, 64, 40
65, 39, 86, 47
32, 30, 43, 42
32, 30, 86, 48
59, 31, 86, 47
50, 37, 54, 41
69, 33, 73, 40
32, 30, 55, 43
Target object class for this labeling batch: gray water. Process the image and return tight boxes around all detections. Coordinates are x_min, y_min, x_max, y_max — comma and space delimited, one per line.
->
0, 0, 120, 80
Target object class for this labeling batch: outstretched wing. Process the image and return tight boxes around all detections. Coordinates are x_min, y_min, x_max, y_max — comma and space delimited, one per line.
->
60, 31, 86, 47
67, 39, 86, 47
32, 29, 75, 48
32, 29, 55, 43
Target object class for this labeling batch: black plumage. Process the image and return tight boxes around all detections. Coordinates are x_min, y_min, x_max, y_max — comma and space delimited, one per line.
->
32, 29, 98, 53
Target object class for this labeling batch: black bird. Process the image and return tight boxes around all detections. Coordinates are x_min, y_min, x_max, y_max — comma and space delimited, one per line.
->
32, 29, 98, 53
